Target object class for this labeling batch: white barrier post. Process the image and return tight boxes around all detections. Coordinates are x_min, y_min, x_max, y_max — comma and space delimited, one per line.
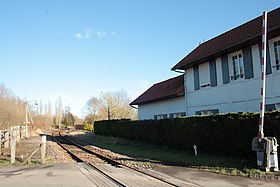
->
258, 11, 267, 141
193, 145, 198, 156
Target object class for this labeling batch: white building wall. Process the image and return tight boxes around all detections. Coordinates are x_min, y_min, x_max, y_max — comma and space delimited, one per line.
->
185, 36, 280, 116
138, 97, 185, 120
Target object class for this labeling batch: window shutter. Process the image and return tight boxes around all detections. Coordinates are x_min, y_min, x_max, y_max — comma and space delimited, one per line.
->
221, 55, 230, 84
209, 59, 217, 87
258, 43, 272, 74
193, 65, 200, 90
267, 45, 272, 74
243, 47, 254, 79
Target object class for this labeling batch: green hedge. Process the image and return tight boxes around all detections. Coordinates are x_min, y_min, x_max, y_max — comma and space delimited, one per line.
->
94, 112, 280, 158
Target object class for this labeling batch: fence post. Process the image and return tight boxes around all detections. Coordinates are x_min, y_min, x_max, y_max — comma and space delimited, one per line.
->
16, 126, 20, 142
41, 135, 46, 164
10, 127, 16, 164
22, 126, 26, 140
4, 130, 9, 148
20, 126, 22, 139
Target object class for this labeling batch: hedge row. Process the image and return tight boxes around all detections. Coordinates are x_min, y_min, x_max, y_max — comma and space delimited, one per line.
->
94, 112, 280, 158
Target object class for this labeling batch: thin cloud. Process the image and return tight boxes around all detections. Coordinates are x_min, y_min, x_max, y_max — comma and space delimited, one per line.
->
75, 33, 83, 39
111, 31, 116, 36
75, 28, 93, 39
97, 31, 106, 37
75, 28, 116, 39
84, 28, 93, 39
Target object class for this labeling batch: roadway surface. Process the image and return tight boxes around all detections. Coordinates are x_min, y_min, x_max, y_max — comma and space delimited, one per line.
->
0, 163, 279, 187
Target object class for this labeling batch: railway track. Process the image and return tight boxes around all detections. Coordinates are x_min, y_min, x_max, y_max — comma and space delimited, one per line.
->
52, 131, 197, 187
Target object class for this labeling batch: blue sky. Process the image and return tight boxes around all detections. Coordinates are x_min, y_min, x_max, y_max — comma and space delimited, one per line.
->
0, 1, 279, 117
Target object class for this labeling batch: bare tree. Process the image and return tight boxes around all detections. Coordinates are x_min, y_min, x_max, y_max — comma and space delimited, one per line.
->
39, 99, 43, 115
0, 83, 25, 129
86, 97, 100, 116
0, 83, 57, 131
44, 103, 48, 116
55, 96, 63, 129
84, 90, 137, 122
46, 101, 53, 127
100, 90, 136, 119
85, 97, 103, 120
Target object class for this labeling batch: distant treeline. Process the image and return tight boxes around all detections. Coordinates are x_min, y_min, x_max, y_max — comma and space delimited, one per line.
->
0, 83, 26, 129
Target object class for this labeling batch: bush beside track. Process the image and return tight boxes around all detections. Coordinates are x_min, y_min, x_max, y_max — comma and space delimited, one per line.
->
94, 111, 280, 159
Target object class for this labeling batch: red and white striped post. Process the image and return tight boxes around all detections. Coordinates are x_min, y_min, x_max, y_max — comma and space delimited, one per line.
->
258, 11, 268, 141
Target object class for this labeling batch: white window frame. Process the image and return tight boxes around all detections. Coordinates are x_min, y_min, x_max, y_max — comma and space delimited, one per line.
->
196, 109, 219, 115
170, 112, 186, 118
276, 103, 280, 110
154, 114, 167, 120
230, 53, 244, 80
273, 40, 280, 71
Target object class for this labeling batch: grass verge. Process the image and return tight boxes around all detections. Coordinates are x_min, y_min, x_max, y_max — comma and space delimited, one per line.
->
72, 131, 271, 177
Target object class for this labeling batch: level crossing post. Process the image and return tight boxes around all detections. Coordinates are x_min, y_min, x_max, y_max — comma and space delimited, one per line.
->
252, 11, 279, 172
258, 11, 268, 141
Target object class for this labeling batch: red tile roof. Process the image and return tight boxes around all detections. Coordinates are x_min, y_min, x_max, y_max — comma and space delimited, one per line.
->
130, 75, 184, 106
172, 7, 280, 70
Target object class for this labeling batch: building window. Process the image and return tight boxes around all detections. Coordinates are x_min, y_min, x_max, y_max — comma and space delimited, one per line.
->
265, 103, 280, 111
265, 104, 276, 111
231, 53, 244, 80
276, 103, 280, 110
154, 114, 167, 120
169, 112, 186, 119
274, 40, 280, 70
195, 109, 219, 115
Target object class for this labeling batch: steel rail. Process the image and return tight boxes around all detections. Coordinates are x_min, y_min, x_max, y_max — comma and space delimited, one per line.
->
52, 133, 126, 187
59, 132, 179, 187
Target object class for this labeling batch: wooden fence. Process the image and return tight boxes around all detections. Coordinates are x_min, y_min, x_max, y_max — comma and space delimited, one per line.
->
0, 126, 46, 164
0, 126, 29, 154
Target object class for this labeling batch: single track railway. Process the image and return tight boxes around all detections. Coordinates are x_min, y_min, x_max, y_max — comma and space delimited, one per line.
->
52, 131, 196, 187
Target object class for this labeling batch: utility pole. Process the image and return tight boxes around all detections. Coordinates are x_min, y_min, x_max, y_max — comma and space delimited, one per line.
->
23, 100, 38, 138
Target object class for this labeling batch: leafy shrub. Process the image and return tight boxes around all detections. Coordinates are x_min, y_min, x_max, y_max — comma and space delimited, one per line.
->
94, 112, 280, 159
84, 122, 94, 132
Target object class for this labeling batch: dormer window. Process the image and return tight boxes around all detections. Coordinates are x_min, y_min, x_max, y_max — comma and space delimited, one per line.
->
231, 53, 244, 80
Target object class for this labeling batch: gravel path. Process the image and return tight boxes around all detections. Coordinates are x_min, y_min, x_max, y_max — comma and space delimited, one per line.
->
0, 134, 76, 164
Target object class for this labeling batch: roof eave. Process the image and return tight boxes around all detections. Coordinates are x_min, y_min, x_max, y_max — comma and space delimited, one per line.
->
172, 26, 280, 71
130, 94, 184, 106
